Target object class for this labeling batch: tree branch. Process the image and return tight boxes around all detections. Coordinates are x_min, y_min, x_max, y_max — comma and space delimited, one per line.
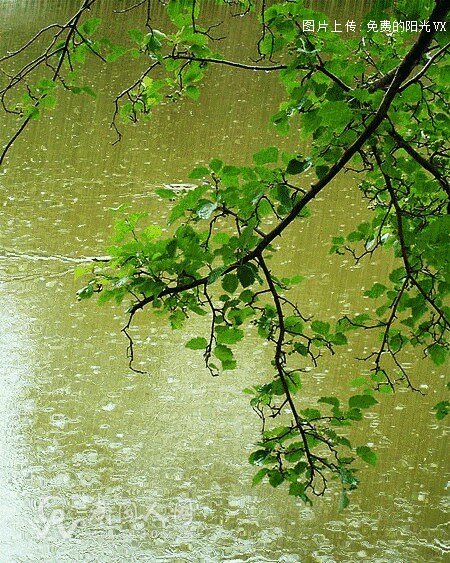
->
400, 41, 450, 92
388, 126, 450, 207
123, 0, 449, 331
171, 53, 286, 71
0, 0, 98, 166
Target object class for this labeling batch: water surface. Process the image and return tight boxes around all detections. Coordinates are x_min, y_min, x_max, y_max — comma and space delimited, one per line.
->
0, 1, 448, 561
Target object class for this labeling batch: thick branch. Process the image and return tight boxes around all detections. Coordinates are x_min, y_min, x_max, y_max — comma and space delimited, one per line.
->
124, 0, 449, 323
368, 1, 450, 91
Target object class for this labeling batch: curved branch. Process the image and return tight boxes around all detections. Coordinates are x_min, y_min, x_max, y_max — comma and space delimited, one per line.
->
123, 0, 449, 328
0, 24, 64, 63
373, 147, 450, 329
171, 53, 286, 71
257, 254, 319, 492
400, 41, 450, 92
113, 0, 147, 14
0, 0, 98, 166
388, 126, 450, 206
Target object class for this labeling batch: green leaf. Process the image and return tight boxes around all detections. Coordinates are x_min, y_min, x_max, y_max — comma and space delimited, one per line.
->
239, 289, 253, 304
268, 470, 284, 488
285, 449, 303, 463
301, 408, 321, 420
189, 166, 210, 179
142, 224, 162, 240
276, 184, 292, 210
364, 283, 387, 299
348, 395, 378, 409
185, 337, 207, 350
237, 264, 255, 288
389, 267, 406, 284
284, 316, 303, 334
128, 28, 144, 44
433, 400, 449, 421
287, 372, 301, 393
209, 158, 222, 172
346, 408, 363, 421
293, 343, 308, 356
155, 188, 176, 199
286, 158, 307, 175
80, 17, 101, 36
169, 310, 185, 329
252, 467, 269, 485
331, 332, 348, 345
37, 78, 56, 92
402, 83, 422, 103
352, 314, 371, 327
347, 230, 365, 242
428, 344, 447, 366
196, 200, 217, 219
208, 265, 227, 283
340, 467, 359, 490
311, 320, 330, 335
350, 377, 369, 387
249, 450, 270, 466
316, 164, 329, 179
253, 146, 278, 165
168, 186, 208, 224
289, 482, 306, 497
106, 45, 127, 63
356, 446, 377, 465
40, 94, 57, 109
215, 325, 244, 345
370, 370, 386, 383
271, 378, 284, 396
25, 106, 40, 120
214, 344, 236, 370
338, 490, 350, 511
185, 85, 200, 100
80, 86, 96, 98
76, 283, 94, 300
318, 396, 340, 408
221, 273, 239, 294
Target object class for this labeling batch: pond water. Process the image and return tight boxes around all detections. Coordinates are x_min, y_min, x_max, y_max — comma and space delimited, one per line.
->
0, 1, 448, 561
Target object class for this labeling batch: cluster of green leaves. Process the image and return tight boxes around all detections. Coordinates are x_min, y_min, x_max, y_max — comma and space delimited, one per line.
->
3, 0, 449, 505
1, 10, 127, 133
75, 0, 448, 503
77, 151, 310, 371
246, 391, 379, 507
116, 1, 236, 123
77, 152, 383, 498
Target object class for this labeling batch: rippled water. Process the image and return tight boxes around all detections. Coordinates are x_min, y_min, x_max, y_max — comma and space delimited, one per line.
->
0, 1, 448, 561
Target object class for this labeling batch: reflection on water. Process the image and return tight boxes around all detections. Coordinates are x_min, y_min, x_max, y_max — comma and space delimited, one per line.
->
0, 1, 448, 561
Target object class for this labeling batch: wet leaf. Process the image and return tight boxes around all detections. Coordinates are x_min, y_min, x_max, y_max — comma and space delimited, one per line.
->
185, 337, 207, 350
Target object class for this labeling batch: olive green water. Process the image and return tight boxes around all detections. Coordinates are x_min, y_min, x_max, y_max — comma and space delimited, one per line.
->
0, 1, 448, 561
